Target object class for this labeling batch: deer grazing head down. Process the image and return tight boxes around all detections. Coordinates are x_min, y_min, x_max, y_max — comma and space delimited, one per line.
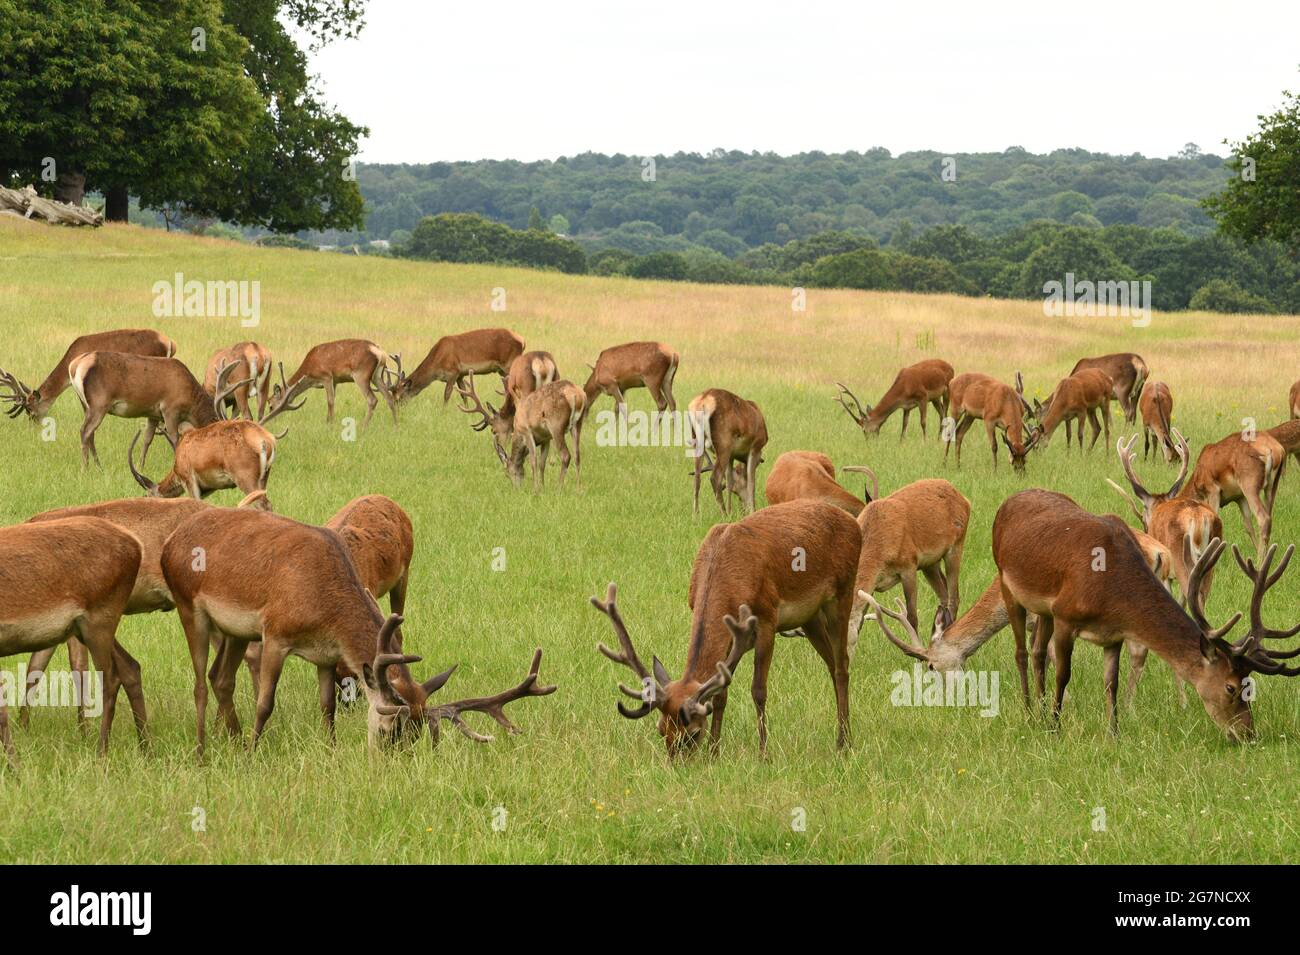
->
590, 583, 753, 756
0, 368, 44, 420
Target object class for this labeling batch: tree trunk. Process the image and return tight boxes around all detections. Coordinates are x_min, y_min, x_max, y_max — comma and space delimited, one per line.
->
54, 171, 86, 206
105, 186, 130, 223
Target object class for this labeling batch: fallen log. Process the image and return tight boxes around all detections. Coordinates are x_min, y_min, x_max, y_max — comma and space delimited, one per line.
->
0, 185, 103, 227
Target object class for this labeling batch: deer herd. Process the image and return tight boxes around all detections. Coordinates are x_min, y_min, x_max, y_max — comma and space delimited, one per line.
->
0, 325, 1298, 767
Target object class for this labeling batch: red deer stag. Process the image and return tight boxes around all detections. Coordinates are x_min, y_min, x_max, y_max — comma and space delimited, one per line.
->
1070, 353, 1148, 423
160, 507, 554, 755
688, 388, 768, 516
1181, 428, 1285, 560
262, 340, 398, 426
0, 518, 143, 763
0, 328, 175, 422
128, 420, 278, 508
460, 376, 586, 489
205, 341, 272, 420
583, 341, 679, 417
1138, 381, 1174, 462
764, 450, 875, 516
834, 358, 954, 439
388, 328, 524, 405
592, 499, 860, 756
944, 372, 1039, 470
1030, 369, 1113, 452
503, 350, 559, 404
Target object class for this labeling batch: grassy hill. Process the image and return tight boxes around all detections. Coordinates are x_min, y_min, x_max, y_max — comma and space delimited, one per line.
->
1, 217, 1298, 863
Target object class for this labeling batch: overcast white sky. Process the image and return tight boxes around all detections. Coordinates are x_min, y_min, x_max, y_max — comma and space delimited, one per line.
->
309, 0, 1300, 162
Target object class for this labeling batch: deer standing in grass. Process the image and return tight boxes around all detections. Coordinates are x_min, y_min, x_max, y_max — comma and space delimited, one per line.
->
205, 342, 272, 420
1180, 428, 1285, 560
1070, 353, 1148, 423
160, 507, 555, 755
688, 388, 768, 516
944, 372, 1038, 470
66, 354, 251, 467
1031, 369, 1113, 452
388, 328, 525, 405
263, 340, 399, 426
1267, 419, 1300, 469
592, 499, 860, 756
503, 350, 558, 404
1138, 381, 1174, 462
128, 420, 278, 508
764, 450, 875, 516
845, 479, 969, 657
583, 341, 679, 417
0, 328, 175, 422
460, 376, 586, 489
835, 358, 953, 440
0, 518, 143, 764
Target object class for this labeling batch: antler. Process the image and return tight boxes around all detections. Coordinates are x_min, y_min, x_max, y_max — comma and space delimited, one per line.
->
383, 352, 405, 391
841, 464, 879, 502
1116, 429, 1188, 506
127, 429, 159, 493
1014, 371, 1035, 417
456, 374, 496, 432
425, 649, 556, 743
0, 367, 32, 419
368, 614, 424, 716
834, 382, 870, 429
212, 360, 255, 421
1229, 544, 1300, 674
865, 592, 933, 662
259, 362, 310, 425
591, 582, 663, 719
1186, 538, 1241, 641
683, 605, 757, 716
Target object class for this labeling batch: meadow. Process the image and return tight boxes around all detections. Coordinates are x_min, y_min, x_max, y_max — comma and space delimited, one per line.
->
1, 216, 1298, 864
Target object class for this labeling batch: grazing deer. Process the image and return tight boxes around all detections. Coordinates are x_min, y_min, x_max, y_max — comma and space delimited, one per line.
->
0, 328, 175, 422
389, 328, 525, 405
504, 350, 559, 404
1181, 428, 1284, 560
984, 488, 1298, 739
764, 450, 875, 516
845, 479, 969, 656
1266, 419, 1300, 469
205, 342, 272, 420
0, 517, 144, 763
1070, 353, 1148, 423
67, 353, 249, 467
1138, 381, 1174, 462
583, 341, 679, 416
262, 340, 398, 426
945, 373, 1038, 470
834, 358, 954, 439
160, 507, 555, 755
127, 421, 278, 508
688, 388, 768, 516
1107, 430, 1222, 607
592, 499, 860, 756
460, 376, 586, 489
1031, 369, 1113, 451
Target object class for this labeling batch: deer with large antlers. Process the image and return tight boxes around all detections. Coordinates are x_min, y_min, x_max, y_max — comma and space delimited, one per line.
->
1181, 428, 1285, 560
67, 353, 251, 467
1137, 380, 1174, 462
846, 478, 969, 656
944, 372, 1039, 470
262, 339, 398, 426
583, 341, 679, 417
128, 420, 278, 508
764, 450, 875, 516
688, 388, 768, 516
204, 342, 272, 420
388, 328, 525, 405
1070, 353, 1148, 424
160, 507, 555, 755
835, 358, 953, 440
0, 517, 144, 764
460, 375, 587, 489
1030, 368, 1113, 452
0, 328, 175, 422
592, 499, 860, 756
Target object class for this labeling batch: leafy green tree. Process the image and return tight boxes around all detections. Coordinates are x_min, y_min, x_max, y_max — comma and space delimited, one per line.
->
548, 214, 570, 235
528, 206, 545, 230
1188, 279, 1274, 314
627, 252, 689, 281
809, 249, 897, 290
1013, 227, 1137, 298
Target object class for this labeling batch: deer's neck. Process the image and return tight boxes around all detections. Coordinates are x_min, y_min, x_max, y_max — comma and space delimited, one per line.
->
940, 576, 1008, 664
1122, 600, 1207, 683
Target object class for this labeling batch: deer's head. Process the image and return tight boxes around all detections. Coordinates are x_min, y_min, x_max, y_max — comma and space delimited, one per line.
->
835, 382, 879, 435
0, 368, 49, 421
457, 376, 514, 475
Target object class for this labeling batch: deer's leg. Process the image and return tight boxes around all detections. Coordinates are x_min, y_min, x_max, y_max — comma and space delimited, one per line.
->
573, 418, 583, 488
390, 570, 408, 616
111, 642, 148, 747
920, 562, 948, 627
19, 646, 55, 730
318, 665, 338, 743
693, 444, 705, 516
65, 637, 90, 728
1050, 627, 1076, 725
918, 401, 928, 438
352, 370, 377, 426
745, 448, 759, 513
137, 418, 159, 467
1101, 401, 1112, 447
80, 407, 106, 467
750, 622, 776, 757
442, 379, 457, 404
1086, 409, 1102, 451
612, 385, 627, 421
1030, 613, 1055, 703
1241, 485, 1272, 559
1004, 589, 1032, 709
553, 427, 571, 488
899, 407, 911, 441
711, 442, 732, 515
76, 618, 120, 757
947, 413, 971, 465
235, 387, 252, 420
900, 567, 920, 634
944, 541, 963, 625
251, 638, 290, 748
646, 374, 668, 414
986, 419, 999, 470
177, 601, 212, 758
707, 695, 727, 756
1064, 417, 1072, 450
1123, 641, 1147, 709
210, 634, 247, 737
323, 378, 337, 423
805, 602, 851, 750
1102, 641, 1122, 735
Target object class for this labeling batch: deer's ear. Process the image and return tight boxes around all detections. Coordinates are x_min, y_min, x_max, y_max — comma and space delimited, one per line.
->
1199, 634, 1219, 665
361, 662, 378, 690
652, 655, 673, 687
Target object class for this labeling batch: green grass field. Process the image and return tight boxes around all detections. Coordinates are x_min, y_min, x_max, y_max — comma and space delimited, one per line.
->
2, 217, 1298, 864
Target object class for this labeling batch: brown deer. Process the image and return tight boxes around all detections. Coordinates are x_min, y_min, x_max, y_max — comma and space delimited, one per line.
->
1138, 381, 1174, 462
1266, 419, 1300, 469
945, 373, 1038, 470
1181, 427, 1285, 560
0, 328, 175, 422
460, 376, 586, 489
1290, 379, 1300, 419
987, 488, 1298, 739
159, 507, 555, 755
503, 350, 559, 404
1107, 430, 1223, 607
127, 420, 278, 508
592, 499, 860, 756
763, 450, 875, 516
688, 388, 768, 516
388, 328, 525, 405
1031, 369, 1113, 452
0, 517, 144, 763
845, 479, 969, 655
67, 353, 250, 467
834, 358, 954, 439
1070, 353, 1148, 423
583, 341, 679, 416
205, 341, 272, 420
262, 340, 398, 426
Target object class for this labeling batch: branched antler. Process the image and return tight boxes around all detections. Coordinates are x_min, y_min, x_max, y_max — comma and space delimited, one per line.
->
260, 362, 311, 425
425, 649, 556, 743
592, 582, 663, 719
834, 382, 871, 429
865, 592, 933, 663
1229, 544, 1300, 675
